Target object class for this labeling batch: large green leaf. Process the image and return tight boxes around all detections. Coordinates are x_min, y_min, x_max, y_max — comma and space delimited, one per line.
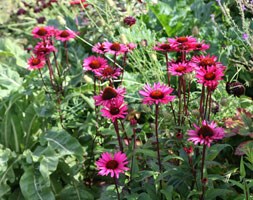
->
20, 167, 55, 200
38, 147, 59, 179
0, 64, 23, 98
58, 184, 94, 200
204, 188, 234, 199
206, 144, 231, 161
40, 129, 84, 161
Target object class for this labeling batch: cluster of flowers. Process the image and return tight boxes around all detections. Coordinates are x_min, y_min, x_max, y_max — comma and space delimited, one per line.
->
153, 36, 226, 147
83, 42, 136, 122
154, 36, 226, 91
83, 42, 136, 80
17, 0, 58, 15
83, 41, 138, 179
27, 26, 76, 70
94, 36, 227, 179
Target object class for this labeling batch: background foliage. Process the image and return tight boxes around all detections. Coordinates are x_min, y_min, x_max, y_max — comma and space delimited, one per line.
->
0, 0, 252, 199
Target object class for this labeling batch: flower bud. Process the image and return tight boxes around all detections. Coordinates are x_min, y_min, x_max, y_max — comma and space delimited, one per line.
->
123, 16, 136, 27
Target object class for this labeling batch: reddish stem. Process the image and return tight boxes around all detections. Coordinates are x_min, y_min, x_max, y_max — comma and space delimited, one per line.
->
113, 119, 124, 152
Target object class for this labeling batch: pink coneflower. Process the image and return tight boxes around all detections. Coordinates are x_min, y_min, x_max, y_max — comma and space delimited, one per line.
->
27, 55, 46, 70
32, 26, 55, 39
33, 41, 57, 56
101, 99, 128, 122
94, 86, 126, 106
126, 43, 137, 52
55, 29, 76, 42
153, 42, 175, 52
193, 42, 210, 51
104, 42, 128, 55
195, 65, 224, 88
168, 62, 194, 76
70, 0, 88, 7
191, 55, 221, 68
168, 36, 197, 45
188, 120, 225, 147
96, 151, 129, 178
92, 42, 106, 54
95, 66, 121, 80
168, 36, 197, 52
139, 83, 176, 105
83, 56, 107, 73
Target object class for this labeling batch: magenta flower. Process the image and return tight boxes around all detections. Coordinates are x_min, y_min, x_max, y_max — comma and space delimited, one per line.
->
95, 66, 121, 80
191, 55, 221, 68
195, 65, 224, 88
188, 120, 225, 147
27, 55, 46, 70
101, 99, 128, 122
126, 43, 137, 52
33, 41, 57, 56
96, 151, 129, 178
242, 33, 248, 40
193, 42, 210, 51
32, 26, 55, 39
168, 36, 197, 52
55, 29, 76, 42
139, 83, 176, 105
94, 86, 126, 106
153, 42, 175, 52
168, 36, 197, 45
83, 56, 107, 73
104, 42, 128, 55
70, 0, 88, 7
92, 42, 106, 54
168, 62, 194, 76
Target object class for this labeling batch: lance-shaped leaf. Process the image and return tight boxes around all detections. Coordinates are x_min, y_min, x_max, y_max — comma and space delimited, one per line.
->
40, 129, 84, 161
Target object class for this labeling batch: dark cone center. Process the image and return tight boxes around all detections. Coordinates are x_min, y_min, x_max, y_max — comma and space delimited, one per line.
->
175, 65, 186, 72
99, 44, 105, 51
59, 30, 70, 38
197, 125, 214, 138
160, 44, 171, 51
89, 60, 101, 69
110, 107, 120, 115
204, 72, 216, 80
37, 28, 48, 36
150, 90, 164, 99
31, 58, 41, 65
177, 37, 188, 43
110, 43, 121, 51
200, 58, 215, 66
106, 160, 119, 169
103, 67, 114, 76
102, 87, 117, 100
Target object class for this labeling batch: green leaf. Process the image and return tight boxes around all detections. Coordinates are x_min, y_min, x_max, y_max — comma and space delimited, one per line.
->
206, 144, 231, 161
58, 184, 94, 200
229, 179, 244, 191
0, 183, 10, 198
161, 185, 173, 200
204, 188, 234, 199
20, 167, 55, 200
40, 129, 84, 161
138, 193, 153, 200
240, 157, 246, 180
0, 64, 23, 98
162, 155, 184, 163
135, 149, 157, 158
39, 147, 59, 179
97, 185, 118, 200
